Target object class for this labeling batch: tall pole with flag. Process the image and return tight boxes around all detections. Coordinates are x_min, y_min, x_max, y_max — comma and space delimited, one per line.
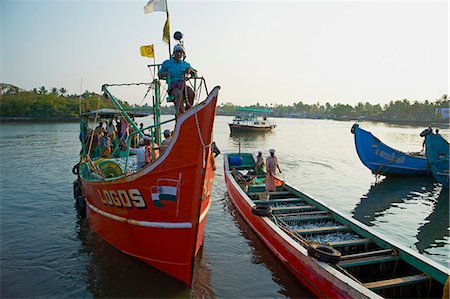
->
144, 0, 171, 56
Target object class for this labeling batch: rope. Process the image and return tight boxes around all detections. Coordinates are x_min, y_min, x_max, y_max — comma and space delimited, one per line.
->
103, 82, 151, 88
194, 111, 210, 169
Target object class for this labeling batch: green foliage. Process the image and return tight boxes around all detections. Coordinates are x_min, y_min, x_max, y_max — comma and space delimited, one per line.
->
1, 84, 447, 123
0, 87, 130, 118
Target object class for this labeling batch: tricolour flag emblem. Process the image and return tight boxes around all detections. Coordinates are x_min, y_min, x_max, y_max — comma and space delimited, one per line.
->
150, 174, 181, 208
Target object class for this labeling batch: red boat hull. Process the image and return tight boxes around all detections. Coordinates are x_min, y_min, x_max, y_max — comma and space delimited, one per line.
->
81, 87, 219, 286
223, 160, 372, 298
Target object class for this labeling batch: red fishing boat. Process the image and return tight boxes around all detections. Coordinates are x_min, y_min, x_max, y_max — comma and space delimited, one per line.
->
224, 152, 448, 298
72, 28, 220, 284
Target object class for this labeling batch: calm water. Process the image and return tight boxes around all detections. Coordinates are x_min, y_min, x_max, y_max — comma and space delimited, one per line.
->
1, 116, 449, 298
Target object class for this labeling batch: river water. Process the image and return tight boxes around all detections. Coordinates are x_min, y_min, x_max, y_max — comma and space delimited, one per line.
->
1, 116, 448, 298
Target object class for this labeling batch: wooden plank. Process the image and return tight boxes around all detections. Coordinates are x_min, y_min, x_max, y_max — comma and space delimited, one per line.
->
363, 274, 429, 291
328, 238, 371, 248
276, 210, 328, 217
281, 215, 331, 222
340, 249, 393, 261
272, 205, 317, 212
253, 198, 303, 205
338, 254, 398, 268
248, 191, 291, 197
294, 225, 349, 234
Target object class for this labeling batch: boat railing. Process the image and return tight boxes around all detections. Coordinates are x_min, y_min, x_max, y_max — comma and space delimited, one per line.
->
122, 117, 176, 174
148, 63, 209, 108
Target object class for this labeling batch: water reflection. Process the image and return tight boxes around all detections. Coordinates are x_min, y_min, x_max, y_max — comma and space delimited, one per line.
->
77, 218, 214, 298
415, 187, 449, 254
352, 176, 437, 226
352, 176, 449, 255
222, 194, 316, 299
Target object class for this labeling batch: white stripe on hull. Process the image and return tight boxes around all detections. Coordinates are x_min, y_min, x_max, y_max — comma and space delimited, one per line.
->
87, 202, 192, 229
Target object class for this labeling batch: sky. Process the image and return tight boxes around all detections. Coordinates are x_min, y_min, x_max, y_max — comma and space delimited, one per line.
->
1, 0, 448, 107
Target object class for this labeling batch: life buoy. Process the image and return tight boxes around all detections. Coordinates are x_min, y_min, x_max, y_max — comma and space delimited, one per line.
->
252, 205, 272, 217
94, 159, 123, 178
307, 243, 341, 264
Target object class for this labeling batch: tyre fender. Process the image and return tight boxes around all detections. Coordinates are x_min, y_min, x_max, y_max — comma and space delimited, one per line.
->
252, 205, 272, 217
307, 243, 341, 264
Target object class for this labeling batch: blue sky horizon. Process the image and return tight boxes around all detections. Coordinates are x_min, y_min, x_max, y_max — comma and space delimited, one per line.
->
1, 0, 448, 107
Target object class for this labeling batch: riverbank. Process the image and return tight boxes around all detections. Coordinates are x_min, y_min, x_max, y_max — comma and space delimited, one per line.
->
1, 115, 448, 128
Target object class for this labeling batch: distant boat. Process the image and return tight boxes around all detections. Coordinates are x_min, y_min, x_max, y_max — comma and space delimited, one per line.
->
228, 108, 276, 133
422, 127, 450, 188
224, 152, 448, 298
351, 123, 429, 176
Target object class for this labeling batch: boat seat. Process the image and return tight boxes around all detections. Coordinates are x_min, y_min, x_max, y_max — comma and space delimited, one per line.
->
363, 273, 429, 291
253, 198, 304, 205
276, 210, 327, 217
281, 215, 331, 222
340, 249, 394, 261
272, 205, 317, 212
294, 225, 349, 235
328, 238, 371, 248
248, 191, 291, 197
338, 253, 398, 268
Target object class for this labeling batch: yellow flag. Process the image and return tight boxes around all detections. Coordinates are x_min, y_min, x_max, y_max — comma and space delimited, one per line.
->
140, 45, 155, 58
162, 16, 170, 45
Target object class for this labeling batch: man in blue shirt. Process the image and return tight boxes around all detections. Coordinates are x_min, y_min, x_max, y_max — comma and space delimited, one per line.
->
158, 44, 197, 118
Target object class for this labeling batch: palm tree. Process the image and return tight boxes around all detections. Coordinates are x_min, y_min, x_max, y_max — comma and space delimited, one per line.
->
51, 87, 58, 95
39, 86, 47, 95
59, 87, 67, 96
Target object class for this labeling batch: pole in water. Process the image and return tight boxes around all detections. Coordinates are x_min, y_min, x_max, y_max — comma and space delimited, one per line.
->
238, 140, 241, 154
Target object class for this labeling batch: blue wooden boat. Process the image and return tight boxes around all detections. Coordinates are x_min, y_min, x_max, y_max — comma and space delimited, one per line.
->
351, 124, 429, 176
422, 128, 450, 188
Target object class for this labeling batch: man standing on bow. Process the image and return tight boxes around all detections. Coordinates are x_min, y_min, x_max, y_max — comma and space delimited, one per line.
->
158, 44, 197, 118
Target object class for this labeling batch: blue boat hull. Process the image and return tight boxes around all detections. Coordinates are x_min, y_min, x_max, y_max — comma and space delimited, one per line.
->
424, 130, 449, 188
351, 124, 429, 176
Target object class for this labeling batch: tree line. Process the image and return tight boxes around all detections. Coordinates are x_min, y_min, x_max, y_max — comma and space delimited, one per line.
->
217, 95, 448, 123
1, 84, 448, 123
0, 85, 131, 119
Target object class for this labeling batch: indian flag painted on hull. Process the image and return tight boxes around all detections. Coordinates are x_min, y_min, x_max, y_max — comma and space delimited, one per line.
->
151, 174, 181, 208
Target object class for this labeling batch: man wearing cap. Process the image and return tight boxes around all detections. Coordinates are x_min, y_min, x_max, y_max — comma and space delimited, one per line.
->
160, 129, 172, 154
265, 149, 282, 192
158, 44, 197, 118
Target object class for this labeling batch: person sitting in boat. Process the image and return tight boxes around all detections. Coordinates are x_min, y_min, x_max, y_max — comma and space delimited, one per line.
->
158, 44, 197, 118
159, 129, 172, 154
129, 137, 160, 169
254, 151, 265, 175
231, 167, 252, 184
265, 149, 282, 192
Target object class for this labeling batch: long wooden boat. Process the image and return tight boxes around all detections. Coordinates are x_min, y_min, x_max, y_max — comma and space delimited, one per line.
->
224, 152, 448, 298
72, 30, 220, 284
351, 123, 429, 176
229, 107, 276, 133
422, 128, 450, 189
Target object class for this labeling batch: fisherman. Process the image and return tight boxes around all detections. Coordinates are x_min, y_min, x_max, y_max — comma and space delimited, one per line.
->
265, 149, 282, 192
254, 151, 265, 175
158, 44, 197, 118
129, 137, 160, 169
159, 129, 172, 154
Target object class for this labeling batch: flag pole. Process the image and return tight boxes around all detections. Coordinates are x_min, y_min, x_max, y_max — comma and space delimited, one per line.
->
165, 0, 171, 57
